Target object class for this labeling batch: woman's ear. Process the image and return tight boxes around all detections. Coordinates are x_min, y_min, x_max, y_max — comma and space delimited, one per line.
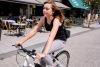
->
52, 12, 54, 14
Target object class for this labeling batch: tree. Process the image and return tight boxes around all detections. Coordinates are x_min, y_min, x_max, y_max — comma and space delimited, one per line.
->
85, 0, 100, 9
84, 0, 100, 28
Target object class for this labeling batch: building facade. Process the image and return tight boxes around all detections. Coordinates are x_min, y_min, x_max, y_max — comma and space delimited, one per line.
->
0, 0, 39, 18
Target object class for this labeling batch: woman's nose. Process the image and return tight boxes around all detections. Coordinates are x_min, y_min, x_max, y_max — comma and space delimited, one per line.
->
43, 9, 46, 12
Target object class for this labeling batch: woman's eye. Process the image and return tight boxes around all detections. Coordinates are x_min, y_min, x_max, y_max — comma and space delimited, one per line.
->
43, 7, 49, 10
46, 8, 49, 10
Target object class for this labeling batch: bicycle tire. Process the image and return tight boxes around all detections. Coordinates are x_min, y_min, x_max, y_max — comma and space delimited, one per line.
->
55, 50, 70, 67
16, 52, 26, 67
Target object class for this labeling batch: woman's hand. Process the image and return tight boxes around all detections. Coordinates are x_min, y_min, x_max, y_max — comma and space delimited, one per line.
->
36, 52, 45, 60
15, 41, 22, 46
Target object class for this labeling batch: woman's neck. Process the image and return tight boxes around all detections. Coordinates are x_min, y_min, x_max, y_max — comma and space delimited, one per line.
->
46, 16, 53, 22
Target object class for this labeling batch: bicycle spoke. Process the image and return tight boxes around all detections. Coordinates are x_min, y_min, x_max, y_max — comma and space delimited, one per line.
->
55, 51, 70, 67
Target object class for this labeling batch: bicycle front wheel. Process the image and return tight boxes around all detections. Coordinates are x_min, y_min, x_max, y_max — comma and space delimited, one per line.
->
55, 50, 70, 67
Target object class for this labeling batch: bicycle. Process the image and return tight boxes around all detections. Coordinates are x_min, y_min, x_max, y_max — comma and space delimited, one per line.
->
12, 45, 70, 67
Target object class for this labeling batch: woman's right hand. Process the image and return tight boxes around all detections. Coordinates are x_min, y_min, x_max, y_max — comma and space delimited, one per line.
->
14, 41, 22, 48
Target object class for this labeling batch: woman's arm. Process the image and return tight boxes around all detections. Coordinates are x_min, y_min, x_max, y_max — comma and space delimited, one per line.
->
43, 18, 61, 55
16, 16, 45, 45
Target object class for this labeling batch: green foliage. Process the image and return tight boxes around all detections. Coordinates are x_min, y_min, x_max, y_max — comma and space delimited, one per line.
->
84, 0, 100, 9
90, 0, 100, 8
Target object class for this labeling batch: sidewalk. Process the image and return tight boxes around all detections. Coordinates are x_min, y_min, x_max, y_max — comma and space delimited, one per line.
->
0, 23, 100, 60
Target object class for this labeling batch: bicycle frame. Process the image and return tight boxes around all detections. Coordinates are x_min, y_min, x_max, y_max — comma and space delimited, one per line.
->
23, 55, 35, 67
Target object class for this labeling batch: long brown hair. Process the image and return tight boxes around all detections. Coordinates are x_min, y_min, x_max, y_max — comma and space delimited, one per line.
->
44, 0, 64, 22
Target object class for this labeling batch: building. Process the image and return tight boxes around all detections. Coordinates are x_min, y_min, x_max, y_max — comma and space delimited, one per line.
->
0, 0, 69, 18
0, 0, 89, 18
0, 0, 41, 18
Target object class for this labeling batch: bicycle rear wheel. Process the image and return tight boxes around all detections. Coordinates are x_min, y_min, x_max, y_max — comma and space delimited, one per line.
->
55, 50, 70, 67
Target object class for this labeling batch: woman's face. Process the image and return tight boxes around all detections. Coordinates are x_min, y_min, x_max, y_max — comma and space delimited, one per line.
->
43, 3, 53, 17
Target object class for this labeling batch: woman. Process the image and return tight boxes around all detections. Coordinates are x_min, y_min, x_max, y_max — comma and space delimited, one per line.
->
16, 0, 67, 67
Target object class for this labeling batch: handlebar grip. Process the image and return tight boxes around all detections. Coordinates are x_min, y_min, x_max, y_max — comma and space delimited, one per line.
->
12, 44, 23, 49
12, 44, 21, 47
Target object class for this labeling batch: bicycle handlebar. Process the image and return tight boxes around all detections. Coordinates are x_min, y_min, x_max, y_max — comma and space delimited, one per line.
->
12, 45, 36, 58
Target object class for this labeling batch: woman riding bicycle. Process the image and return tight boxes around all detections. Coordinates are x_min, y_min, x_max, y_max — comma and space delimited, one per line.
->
16, 0, 67, 67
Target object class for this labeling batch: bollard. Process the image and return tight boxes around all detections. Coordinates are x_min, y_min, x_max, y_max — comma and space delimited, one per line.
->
0, 28, 1, 40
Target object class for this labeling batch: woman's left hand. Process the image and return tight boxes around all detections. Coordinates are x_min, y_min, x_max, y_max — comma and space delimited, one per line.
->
36, 52, 45, 60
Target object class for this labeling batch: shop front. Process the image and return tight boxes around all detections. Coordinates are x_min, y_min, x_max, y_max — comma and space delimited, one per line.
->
0, 0, 41, 18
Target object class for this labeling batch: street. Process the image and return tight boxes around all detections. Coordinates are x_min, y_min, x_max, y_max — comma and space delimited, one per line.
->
66, 28, 100, 67
0, 26, 100, 67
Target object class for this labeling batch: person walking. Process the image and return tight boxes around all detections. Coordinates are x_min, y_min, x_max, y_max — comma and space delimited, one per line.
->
0, 19, 2, 41
16, 0, 68, 67
0, 28, 1, 40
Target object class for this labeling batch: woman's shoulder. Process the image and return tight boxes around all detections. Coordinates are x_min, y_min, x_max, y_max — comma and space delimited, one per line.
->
40, 16, 45, 20
53, 17, 62, 26
39, 16, 46, 23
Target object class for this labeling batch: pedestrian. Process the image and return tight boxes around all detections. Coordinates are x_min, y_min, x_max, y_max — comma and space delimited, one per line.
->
94, 14, 99, 23
16, 0, 68, 67
0, 28, 1, 40
98, 15, 100, 24
0, 19, 2, 40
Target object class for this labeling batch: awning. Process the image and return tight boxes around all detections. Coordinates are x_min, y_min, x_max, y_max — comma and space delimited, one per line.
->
36, 0, 70, 9
68, 0, 89, 10
0, 0, 42, 4
36, 0, 46, 4
15, 0, 41, 4
55, 2, 70, 9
